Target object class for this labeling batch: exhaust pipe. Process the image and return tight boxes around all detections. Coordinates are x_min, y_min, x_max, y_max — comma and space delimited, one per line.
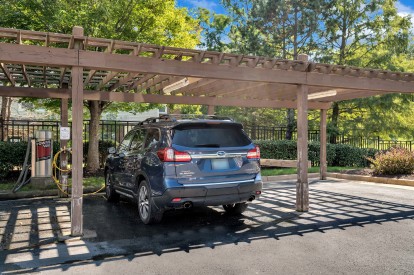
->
183, 202, 192, 209
248, 195, 255, 202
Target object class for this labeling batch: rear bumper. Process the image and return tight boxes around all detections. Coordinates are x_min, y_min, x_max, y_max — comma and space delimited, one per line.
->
153, 180, 262, 209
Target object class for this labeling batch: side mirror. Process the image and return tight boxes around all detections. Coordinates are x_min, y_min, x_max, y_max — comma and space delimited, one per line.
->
108, 147, 116, 154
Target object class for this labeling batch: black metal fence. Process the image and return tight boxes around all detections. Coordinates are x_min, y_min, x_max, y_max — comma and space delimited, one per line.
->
0, 120, 136, 144
1, 119, 413, 151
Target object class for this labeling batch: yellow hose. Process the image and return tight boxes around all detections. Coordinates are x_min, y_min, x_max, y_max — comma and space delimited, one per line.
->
52, 147, 105, 196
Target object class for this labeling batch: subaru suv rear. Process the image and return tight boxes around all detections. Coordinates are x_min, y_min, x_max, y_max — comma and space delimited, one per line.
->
104, 115, 262, 224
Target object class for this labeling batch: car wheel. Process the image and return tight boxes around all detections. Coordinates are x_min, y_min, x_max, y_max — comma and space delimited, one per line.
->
223, 202, 248, 215
137, 180, 163, 224
105, 172, 119, 202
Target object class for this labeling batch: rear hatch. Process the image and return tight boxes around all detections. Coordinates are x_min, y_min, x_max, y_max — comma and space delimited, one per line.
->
170, 121, 260, 185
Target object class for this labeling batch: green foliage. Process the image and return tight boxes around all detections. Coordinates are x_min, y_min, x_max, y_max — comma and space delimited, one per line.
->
0, 0, 200, 116
254, 140, 376, 167
197, 8, 231, 51
0, 141, 59, 179
332, 144, 377, 167
368, 147, 414, 175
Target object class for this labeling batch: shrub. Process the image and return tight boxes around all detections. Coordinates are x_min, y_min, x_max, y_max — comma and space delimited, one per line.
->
332, 144, 378, 167
0, 141, 59, 179
254, 140, 376, 167
368, 147, 414, 175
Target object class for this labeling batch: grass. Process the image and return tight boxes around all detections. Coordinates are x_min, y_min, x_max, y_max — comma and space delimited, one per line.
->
260, 166, 359, 176
0, 167, 360, 191
0, 177, 104, 192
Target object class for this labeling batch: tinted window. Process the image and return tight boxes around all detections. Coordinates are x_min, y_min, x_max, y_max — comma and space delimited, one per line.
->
130, 129, 145, 151
118, 131, 134, 153
172, 124, 251, 148
143, 128, 160, 149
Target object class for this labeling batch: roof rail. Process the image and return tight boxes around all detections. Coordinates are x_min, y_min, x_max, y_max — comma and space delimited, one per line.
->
137, 114, 233, 125
159, 114, 234, 122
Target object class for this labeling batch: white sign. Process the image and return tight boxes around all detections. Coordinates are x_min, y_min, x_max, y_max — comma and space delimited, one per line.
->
60, 127, 71, 140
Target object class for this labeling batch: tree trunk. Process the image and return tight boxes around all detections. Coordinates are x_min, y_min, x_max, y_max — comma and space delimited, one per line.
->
285, 108, 295, 140
86, 101, 103, 174
330, 102, 339, 144
1, 96, 11, 141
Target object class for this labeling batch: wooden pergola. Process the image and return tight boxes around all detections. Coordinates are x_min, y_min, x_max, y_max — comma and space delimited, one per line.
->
1, 26, 413, 236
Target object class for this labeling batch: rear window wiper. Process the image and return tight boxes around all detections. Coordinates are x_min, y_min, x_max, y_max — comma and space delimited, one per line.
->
194, 144, 221, 147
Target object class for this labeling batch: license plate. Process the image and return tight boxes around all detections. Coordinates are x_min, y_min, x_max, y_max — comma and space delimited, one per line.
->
211, 158, 230, 170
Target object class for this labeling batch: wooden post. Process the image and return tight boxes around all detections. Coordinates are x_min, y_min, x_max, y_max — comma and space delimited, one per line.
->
59, 83, 69, 198
207, 105, 215, 115
296, 84, 309, 212
320, 109, 327, 180
71, 26, 84, 237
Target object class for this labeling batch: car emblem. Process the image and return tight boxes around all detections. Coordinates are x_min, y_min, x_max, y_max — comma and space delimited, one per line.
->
217, 151, 226, 157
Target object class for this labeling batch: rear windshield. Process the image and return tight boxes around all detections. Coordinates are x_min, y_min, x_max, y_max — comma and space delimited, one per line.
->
172, 123, 251, 148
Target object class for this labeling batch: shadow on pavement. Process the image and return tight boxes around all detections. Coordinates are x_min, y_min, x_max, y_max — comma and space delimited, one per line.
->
1, 180, 414, 273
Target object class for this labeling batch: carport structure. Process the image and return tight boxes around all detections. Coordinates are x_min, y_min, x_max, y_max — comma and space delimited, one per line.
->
1, 26, 413, 236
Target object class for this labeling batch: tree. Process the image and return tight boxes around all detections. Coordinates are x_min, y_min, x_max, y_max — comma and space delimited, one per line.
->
197, 8, 231, 52
315, 0, 413, 142
0, 0, 200, 172
221, 0, 323, 139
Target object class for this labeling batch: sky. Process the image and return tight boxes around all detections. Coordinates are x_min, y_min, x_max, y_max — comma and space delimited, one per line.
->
177, 0, 414, 26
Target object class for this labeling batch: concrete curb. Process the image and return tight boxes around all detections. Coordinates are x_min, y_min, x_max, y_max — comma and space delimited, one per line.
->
262, 173, 319, 182
326, 172, 414, 187
0, 187, 104, 200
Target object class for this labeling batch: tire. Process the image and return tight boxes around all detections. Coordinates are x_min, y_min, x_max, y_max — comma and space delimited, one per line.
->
137, 180, 163, 224
105, 172, 120, 203
223, 202, 248, 215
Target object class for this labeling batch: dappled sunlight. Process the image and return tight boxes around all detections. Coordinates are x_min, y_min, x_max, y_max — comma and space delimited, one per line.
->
1, 180, 414, 273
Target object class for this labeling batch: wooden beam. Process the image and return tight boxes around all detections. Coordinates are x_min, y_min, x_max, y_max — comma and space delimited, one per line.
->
296, 84, 309, 212
2, 42, 413, 93
0, 86, 332, 109
260, 159, 311, 168
320, 109, 327, 180
306, 72, 414, 93
70, 26, 84, 237
84, 40, 115, 86
0, 43, 77, 67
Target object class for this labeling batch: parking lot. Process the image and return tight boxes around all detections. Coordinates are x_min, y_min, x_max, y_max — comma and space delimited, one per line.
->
1, 179, 414, 274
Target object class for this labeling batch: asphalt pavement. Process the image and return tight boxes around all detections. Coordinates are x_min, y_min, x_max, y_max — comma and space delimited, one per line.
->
1, 179, 413, 274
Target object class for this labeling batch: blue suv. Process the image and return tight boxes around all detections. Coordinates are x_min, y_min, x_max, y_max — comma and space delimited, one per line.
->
104, 115, 262, 224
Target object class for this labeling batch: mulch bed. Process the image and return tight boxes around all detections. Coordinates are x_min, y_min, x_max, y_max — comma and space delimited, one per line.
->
340, 168, 414, 181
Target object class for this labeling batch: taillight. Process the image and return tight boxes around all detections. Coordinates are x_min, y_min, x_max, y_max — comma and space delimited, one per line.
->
247, 146, 260, 159
157, 147, 192, 162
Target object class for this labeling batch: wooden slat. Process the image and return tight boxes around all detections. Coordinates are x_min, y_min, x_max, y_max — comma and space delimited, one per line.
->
84, 40, 115, 86
296, 84, 309, 212
174, 79, 217, 95
0, 63, 16, 86
16, 31, 31, 87
260, 159, 311, 168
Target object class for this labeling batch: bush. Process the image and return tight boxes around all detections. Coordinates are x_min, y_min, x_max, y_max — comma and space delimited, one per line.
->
368, 147, 414, 175
332, 144, 377, 167
0, 141, 59, 179
254, 140, 377, 167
